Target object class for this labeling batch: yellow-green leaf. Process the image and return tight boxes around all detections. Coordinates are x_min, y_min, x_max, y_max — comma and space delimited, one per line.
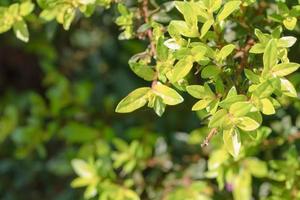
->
13, 19, 29, 42
229, 101, 254, 117
192, 99, 212, 111
223, 128, 241, 158
217, 1, 241, 21
201, 19, 214, 38
280, 78, 297, 97
115, 87, 151, 113
237, 117, 260, 131
272, 62, 300, 77
260, 98, 275, 115
169, 57, 193, 82
283, 17, 297, 30
153, 84, 183, 105
245, 158, 268, 178
217, 44, 236, 61
186, 85, 206, 99
209, 109, 228, 128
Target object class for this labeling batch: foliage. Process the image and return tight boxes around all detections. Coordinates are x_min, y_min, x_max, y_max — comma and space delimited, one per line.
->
0, 0, 300, 200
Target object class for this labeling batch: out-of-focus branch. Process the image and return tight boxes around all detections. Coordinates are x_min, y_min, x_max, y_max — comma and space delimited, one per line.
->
201, 128, 218, 147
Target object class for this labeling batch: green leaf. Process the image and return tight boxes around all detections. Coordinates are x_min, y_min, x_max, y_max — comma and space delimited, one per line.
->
217, 1, 241, 21
71, 159, 94, 178
263, 39, 277, 74
229, 101, 254, 117
13, 19, 29, 42
168, 20, 199, 38
201, 19, 214, 38
84, 183, 97, 199
245, 158, 268, 178
175, 1, 197, 28
272, 62, 300, 77
201, 65, 221, 78
192, 99, 212, 111
208, 109, 228, 128
233, 170, 251, 200
208, 149, 229, 171
217, 44, 235, 61
153, 96, 166, 117
63, 8, 76, 30
115, 87, 151, 113
244, 69, 260, 84
252, 79, 277, 98
223, 128, 241, 158
20, 1, 35, 16
209, 0, 222, 12
129, 62, 155, 81
186, 85, 206, 99
260, 98, 275, 115
157, 36, 169, 61
254, 29, 269, 43
219, 95, 247, 109
237, 117, 260, 131
153, 84, 183, 105
204, 83, 216, 98
249, 43, 265, 54
169, 57, 193, 82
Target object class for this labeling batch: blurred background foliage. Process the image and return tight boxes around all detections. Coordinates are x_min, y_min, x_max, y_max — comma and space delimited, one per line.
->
0, 0, 300, 200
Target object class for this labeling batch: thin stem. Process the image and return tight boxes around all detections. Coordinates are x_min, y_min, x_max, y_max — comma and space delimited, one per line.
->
201, 128, 218, 147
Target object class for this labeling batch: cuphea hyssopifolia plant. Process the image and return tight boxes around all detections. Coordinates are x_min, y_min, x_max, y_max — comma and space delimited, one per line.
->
115, 1, 300, 158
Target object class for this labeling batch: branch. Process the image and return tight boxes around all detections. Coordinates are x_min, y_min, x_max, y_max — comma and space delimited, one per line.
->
140, 0, 155, 56
201, 128, 218, 147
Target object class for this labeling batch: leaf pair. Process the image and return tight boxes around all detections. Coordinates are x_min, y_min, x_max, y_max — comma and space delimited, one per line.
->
115, 84, 183, 116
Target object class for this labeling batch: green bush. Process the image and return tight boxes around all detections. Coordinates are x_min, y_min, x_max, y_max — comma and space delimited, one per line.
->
0, 0, 300, 200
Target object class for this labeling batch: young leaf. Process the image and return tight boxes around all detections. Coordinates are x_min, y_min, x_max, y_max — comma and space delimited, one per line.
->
217, 1, 241, 21
153, 83, 183, 105
115, 87, 151, 113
